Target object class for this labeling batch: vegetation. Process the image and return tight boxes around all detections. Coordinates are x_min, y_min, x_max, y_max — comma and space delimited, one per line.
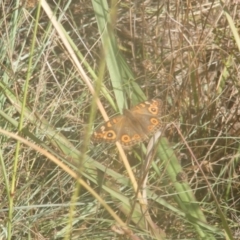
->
1, 0, 240, 239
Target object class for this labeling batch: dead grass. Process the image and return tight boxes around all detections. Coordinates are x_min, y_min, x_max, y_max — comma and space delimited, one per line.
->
1, 0, 240, 239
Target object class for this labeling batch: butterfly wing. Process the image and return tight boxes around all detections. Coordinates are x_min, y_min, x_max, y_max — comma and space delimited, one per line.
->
127, 99, 163, 135
91, 115, 125, 144
91, 99, 163, 147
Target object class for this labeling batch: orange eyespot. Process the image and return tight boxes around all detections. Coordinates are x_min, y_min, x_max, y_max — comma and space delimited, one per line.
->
121, 135, 131, 143
105, 131, 116, 140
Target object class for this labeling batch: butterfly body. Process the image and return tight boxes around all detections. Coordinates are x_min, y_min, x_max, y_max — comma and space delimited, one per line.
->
92, 99, 163, 147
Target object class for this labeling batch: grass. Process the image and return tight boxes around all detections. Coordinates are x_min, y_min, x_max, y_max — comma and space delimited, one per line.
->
0, 0, 240, 239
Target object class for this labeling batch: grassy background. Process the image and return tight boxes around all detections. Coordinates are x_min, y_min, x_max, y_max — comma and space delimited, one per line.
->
1, 0, 240, 239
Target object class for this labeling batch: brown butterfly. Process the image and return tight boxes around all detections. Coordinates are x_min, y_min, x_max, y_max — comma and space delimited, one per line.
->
91, 99, 163, 147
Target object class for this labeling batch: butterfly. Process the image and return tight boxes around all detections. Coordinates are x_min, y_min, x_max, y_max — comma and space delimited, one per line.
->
91, 99, 163, 147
